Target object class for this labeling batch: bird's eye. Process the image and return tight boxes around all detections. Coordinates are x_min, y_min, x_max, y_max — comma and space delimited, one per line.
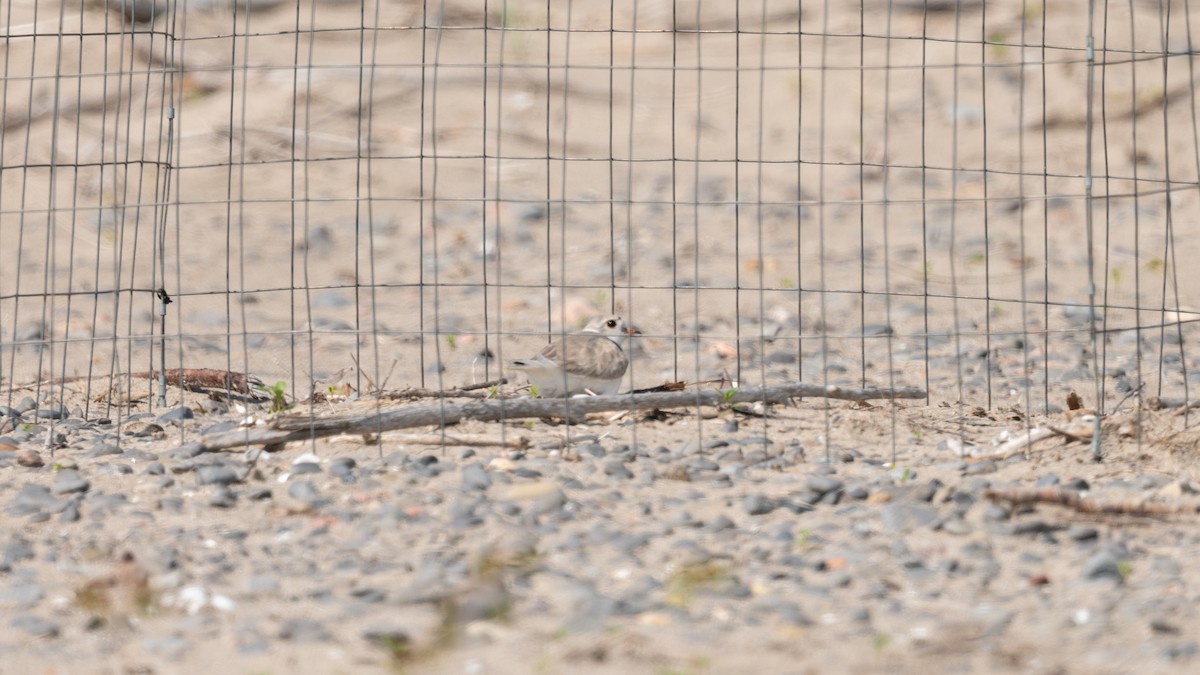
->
606, 319, 617, 328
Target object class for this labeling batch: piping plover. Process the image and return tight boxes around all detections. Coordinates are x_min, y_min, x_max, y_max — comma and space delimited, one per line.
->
511, 315, 635, 397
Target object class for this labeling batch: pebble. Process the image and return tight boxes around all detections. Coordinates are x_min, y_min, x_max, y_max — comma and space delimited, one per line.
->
880, 503, 940, 533
209, 486, 237, 508
0, 582, 44, 610
85, 443, 122, 458
35, 404, 69, 420
157, 407, 195, 424
806, 473, 844, 494
52, 470, 90, 495
1067, 525, 1099, 542
1082, 550, 1125, 583
10, 613, 60, 638
461, 462, 493, 491
278, 618, 331, 642
743, 494, 776, 516
197, 465, 242, 486
287, 481, 325, 509
603, 461, 634, 480
16, 449, 44, 468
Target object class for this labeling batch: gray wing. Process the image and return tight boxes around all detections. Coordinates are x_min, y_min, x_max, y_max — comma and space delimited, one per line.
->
540, 334, 628, 379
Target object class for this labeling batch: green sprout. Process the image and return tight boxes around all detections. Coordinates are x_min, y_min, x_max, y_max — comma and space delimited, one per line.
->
258, 380, 290, 412
720, 387, 738, 404
529, 384, 541, 399
873, 632, 892, 655
794, 528, 814, 550
1117, 561, 1132, 580
445, 334, 457, 350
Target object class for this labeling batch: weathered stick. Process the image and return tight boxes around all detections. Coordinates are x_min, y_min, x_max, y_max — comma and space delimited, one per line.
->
984, 487, 1199, 517
332, 433, 529, 449
181, 382, 924, 454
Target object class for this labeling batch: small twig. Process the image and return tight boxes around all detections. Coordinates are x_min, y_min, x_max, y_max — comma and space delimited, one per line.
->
378, 359, 399, 394
1111, 382, 1145, 415
984, 487, 1199, 517
349, 352, 377, 395
382, 379, 507, 400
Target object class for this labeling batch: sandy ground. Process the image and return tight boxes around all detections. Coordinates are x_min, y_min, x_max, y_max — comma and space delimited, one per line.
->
4, 0, 1200, 673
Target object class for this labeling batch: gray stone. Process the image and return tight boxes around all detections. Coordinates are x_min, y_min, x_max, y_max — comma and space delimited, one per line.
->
328, 457, 356, 477
704, 514, 736, 533
157, 407, 194, 424
807, 474, 843, 495
196, 465, 242, 486
52, 470, 90, 495
881, 503, 940, 533
461, 462, 493, 491
208, 485, 237, 508
142, 635, 190, 659
35, 404, 69, 420
0, 582, 44, 610
743, 494, 776, 516
1082, 550, 1125, 583
10, 613, 59, 638
278, 617, 331, 642
85, 443, 122, 458
1067, 525, 1099, 542
9, 485, 64, 516
59, 499, 81, 523
169, 443, 206, 459
290, 462, 322, 475
604, 461, 634, 480
287, 481, 325, 508
2, 538, 35, 568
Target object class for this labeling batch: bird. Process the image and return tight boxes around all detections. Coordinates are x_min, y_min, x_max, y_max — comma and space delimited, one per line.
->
510, 315, 636, 397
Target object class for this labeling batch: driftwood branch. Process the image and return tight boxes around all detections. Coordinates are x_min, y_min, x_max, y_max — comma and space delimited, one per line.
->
985, 487, 1199, 517
180, 382, 925, 454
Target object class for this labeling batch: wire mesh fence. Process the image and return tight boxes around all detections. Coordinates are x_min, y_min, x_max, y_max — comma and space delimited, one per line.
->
2, 0, 1199, 448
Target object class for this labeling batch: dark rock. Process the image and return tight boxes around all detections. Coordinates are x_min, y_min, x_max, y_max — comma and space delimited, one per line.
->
157, 407, 194, 424
196, 465, 242, 486
85, 443, 122, 459
743, 494, 776, 516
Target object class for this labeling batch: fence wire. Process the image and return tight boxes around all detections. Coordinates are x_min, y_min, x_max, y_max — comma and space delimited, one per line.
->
2, 0, 1199, 453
